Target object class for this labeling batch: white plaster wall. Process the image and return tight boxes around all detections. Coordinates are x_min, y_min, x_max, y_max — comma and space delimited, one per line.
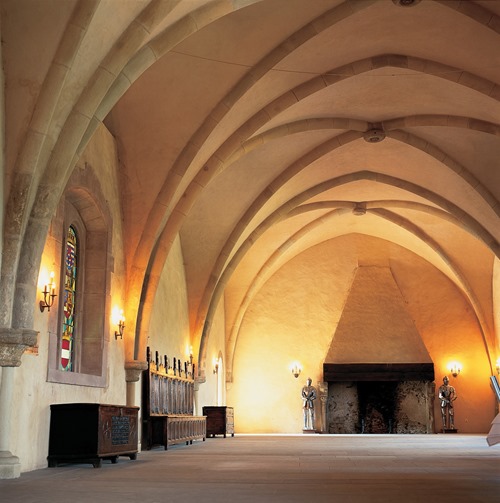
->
228, 235, 495, 434
147, 236, 226, 415
9, 124, 127, 473
148, 235, 191, 363
197, 300, 226, 414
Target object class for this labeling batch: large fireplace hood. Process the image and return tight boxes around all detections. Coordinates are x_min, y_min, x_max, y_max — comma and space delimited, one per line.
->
323, 266, 434, 383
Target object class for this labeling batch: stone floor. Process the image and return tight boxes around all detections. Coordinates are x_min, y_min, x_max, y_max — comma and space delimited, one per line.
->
1, 434, 498, 503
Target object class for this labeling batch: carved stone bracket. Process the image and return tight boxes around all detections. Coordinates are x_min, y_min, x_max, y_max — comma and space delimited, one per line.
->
124, 360, 148, 382
0, 328, 38, 367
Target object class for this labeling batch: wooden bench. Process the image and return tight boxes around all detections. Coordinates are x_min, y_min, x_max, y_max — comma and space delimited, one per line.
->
142, 348, 206, 450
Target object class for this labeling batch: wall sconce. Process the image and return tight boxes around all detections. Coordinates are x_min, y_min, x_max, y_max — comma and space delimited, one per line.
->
213, 357, 219, 375
448, 361, 462, 378
115, 310, 125, 340
40, 272, 57, 312
291, 362, 302, 378
496, 358, 500, 375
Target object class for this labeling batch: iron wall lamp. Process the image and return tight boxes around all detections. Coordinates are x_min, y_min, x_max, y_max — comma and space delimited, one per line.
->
40, 272, 57, 312
291, 363, 302, 378
448, 362, 462, 378
115, 310, 125, 340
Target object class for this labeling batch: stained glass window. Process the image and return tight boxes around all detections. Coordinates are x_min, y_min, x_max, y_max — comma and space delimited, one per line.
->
61, 225, 77, 371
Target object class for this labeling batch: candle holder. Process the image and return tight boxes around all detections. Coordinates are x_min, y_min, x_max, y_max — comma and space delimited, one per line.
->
40, 272, 57, 312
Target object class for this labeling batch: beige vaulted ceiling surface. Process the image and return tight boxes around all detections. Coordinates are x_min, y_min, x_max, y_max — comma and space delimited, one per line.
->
3, 0, 500, 379
101, 0, 500, 374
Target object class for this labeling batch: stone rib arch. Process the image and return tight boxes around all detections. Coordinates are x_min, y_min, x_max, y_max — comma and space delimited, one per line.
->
140, 110, 500, 369
78, 5, 500, 364
370, 208, 494, 371
126, 2, 384, 359
5, 0, 258, 358
225, 204, 495, 381
192, 126, 499, 361
8, 0, 498, 365
3, 0, 181, 329
134, 55, 500, 294
0, 0, 101, 328
96, 0, 379, 285
197, 171, 499, 378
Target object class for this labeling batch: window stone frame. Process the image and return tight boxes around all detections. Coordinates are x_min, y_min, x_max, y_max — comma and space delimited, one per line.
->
46, 165, 113, 387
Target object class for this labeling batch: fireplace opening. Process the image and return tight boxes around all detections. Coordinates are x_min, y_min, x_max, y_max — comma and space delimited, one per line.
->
358, 381, 397, 433
326, 380, 435, 434
323, 363, 435, 434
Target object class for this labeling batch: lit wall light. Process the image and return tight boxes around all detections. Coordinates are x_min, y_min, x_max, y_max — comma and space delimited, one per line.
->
213, 357, 220, 374
40, 272, 57, 312
448, 361, 462, 378
496, 358, 500, 375
114, 309, 125, 340
291, 362, 302, 378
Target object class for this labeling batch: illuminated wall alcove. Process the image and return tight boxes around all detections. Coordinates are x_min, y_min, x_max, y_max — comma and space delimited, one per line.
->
226, 234, 495, 434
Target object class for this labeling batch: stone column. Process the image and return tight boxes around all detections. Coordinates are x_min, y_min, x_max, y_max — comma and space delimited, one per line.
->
0, 328, 38, 479
125, 360, 148, 406
193, 378, 201, 416
317, 381, 328, 433
0, 367, 19, 478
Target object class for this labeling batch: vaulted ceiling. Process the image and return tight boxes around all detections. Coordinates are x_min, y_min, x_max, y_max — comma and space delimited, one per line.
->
3, 0, 500, 374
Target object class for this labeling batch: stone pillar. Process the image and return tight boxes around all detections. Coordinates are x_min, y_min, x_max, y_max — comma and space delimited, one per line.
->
0, 328, 37, 479
125, 360, 148, 406
193, 377, 201, 415
0, 367, 20, 478
317, 381, 328, 433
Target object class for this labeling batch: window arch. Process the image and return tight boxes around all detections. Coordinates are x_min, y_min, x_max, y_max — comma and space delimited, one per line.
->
47, 165, 112, 387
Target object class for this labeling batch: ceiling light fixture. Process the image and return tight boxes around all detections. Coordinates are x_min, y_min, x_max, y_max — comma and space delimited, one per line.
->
363, 128, 386, 143
392, 0, 421, 7
352, 203, 367, 216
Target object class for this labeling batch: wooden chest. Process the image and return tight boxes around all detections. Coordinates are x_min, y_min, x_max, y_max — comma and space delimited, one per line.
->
203, 406, 234, 438
47, 403, 139, 468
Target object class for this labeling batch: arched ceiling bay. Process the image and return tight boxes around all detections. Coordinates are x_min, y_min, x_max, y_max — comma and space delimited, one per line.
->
102, 0, 500, 373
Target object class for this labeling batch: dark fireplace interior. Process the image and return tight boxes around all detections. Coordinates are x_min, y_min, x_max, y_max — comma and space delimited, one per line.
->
358, 381, 397, 433
324, 363, 435, 434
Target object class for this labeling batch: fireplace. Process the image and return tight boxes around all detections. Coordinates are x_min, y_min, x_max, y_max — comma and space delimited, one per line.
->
324, 363, 435, 434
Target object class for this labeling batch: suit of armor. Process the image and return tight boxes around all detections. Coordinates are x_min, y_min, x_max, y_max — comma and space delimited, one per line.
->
438, 376, 457, 429
301, 378, 317, 430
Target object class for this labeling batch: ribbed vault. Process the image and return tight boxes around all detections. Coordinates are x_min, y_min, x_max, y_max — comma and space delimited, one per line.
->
2, 0, 500, 384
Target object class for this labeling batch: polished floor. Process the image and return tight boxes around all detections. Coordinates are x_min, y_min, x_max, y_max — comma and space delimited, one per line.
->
1, 434, 499, 503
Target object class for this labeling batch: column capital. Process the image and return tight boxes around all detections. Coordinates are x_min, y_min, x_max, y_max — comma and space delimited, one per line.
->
0, 328, 37, 367
124, 360, 148, 382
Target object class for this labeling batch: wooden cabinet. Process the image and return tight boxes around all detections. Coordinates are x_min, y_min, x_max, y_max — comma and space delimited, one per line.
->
47, 403, 139, 468
203, 406, 234, 438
